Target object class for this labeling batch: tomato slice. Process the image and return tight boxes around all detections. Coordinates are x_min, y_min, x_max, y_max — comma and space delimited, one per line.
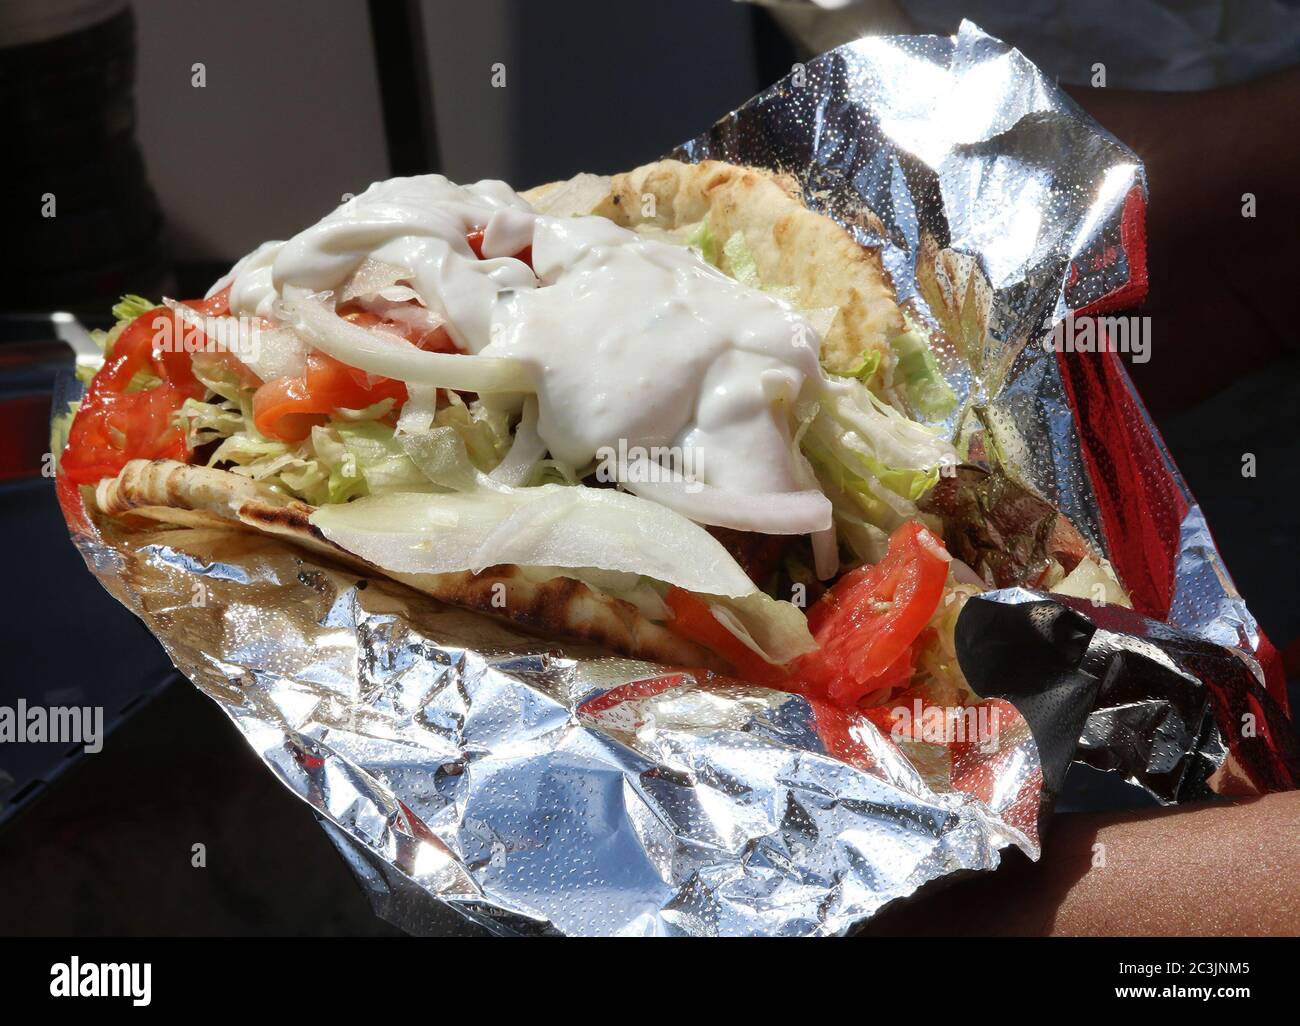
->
465, 227, 533, 268
184, 285, 232, 318
252, 309, 453, 442
787, 521, 949, 706
60, 304, 210, 485
662, 522, 950, 703
252, 374, 329, 443
305, 350, 408, 408
664, 588, 786, 684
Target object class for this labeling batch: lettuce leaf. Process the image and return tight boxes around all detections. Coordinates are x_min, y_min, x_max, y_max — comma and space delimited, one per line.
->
705, 591, 816, 665
333, 421, 436, 497
686, 219, 721, 267
801, 381, 954, 559
890, 322, 956, 421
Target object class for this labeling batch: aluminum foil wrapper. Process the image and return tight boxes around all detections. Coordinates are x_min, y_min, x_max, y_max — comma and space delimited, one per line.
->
673, 19, 1295, 794
59, 22, 1297, 935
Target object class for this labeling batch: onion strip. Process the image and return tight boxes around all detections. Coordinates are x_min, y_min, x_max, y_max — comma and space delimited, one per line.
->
283, 286, 534, 394
489, 396, 547, 486
619, 454, 832, 535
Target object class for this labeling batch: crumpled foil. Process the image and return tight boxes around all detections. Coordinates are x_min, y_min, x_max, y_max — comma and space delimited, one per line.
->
59, 22, 1296, 935
72, 519, 1042, 936
675, 19, 1292, 792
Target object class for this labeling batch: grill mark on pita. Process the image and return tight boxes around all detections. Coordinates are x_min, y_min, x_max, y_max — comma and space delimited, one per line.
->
238, 501, 325, 541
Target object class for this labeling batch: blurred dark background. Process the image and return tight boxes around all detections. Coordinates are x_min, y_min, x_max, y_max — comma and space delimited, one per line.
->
1, 0, 1296, 935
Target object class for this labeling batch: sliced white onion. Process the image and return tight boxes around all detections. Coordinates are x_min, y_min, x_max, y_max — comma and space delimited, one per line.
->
811, 524, 839, 581
338, 257, 413, 304
489, 396, 546, 486
309, 485, 759, 599
619, 454, 832, 535
789, 430, 839, 581
396, 383, 439, 434
282, 286, 534, 394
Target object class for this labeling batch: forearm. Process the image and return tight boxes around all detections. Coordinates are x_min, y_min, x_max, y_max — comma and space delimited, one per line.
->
865, 790, 1300, 935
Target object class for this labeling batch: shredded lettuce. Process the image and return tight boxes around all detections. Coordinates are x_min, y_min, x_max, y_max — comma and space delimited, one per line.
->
432, 391, 512, 471
178, 364, 430, 505
190, 354, 249, 407
911, 581, 982, 702
398, 423, 483, 492
722, 229, 760, 287
800, 382, 954, 560
686, 219, 721, 267
110, 294, 157, 325
201, 420, 433, 506
890, 320, 956, 421
840, 348, 882, 383
335, 420, 437, 497
85, 294, 160, 368
176, 396, 244, 448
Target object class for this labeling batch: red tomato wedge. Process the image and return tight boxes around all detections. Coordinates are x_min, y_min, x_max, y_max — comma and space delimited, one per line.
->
787, 521, 949, 706
60, 304, 212, 485
663, 522, 949, 705
251, 372, 330, 444
251, 318, 455, 441
465, 227, 533, 268
250, 232, 495, 442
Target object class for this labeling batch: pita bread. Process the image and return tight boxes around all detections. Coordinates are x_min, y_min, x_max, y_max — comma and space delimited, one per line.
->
523, 159, 904, 376
95, 459, 723, 671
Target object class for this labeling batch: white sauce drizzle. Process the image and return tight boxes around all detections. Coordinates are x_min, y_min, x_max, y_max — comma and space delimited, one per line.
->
218, 175, 830, 517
